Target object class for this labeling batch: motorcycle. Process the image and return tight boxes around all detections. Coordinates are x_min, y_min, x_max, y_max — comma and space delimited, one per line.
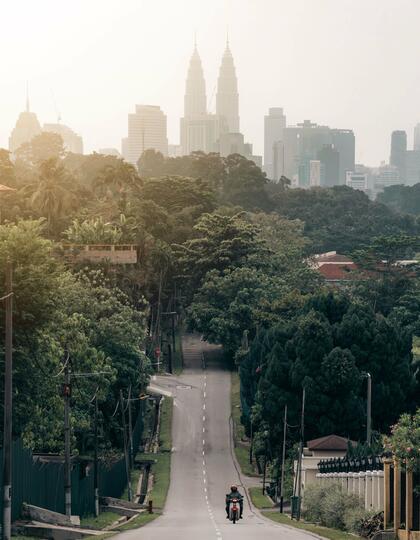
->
229, 498, 240, 524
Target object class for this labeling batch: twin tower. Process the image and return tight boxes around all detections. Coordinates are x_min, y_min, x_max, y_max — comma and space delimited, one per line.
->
180, 41, 240, 156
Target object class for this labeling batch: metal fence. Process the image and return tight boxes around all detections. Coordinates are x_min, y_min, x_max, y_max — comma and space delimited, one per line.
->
318, 455, 384, 474
0, 404, 145, 523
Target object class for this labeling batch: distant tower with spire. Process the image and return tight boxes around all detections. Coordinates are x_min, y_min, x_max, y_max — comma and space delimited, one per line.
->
180, 41, 219, 155
216, 38, 239, 133
184, 41, 207, 117
9, 85, 42, 154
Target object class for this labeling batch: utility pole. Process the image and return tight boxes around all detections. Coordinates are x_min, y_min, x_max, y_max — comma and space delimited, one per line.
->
94, 395, 99, 517
279, 404, 287, 513
127, 386, 134, 469
2, 262, 13, 540
120, 390, 132, 502
296, 388, 306, 521
64, 354, 72, 517
366, 373, 372, 447
249, 419, 253, 465
262, 430, 269, 495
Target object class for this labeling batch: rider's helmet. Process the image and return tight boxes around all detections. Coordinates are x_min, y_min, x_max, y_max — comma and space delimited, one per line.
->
230, 485, 238, 492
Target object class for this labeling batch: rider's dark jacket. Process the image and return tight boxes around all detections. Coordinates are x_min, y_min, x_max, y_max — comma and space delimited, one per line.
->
225, 490, 244, 516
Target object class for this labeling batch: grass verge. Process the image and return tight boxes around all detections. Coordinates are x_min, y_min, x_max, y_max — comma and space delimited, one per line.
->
231, 372, 259, 477
116, 512, 160, 531
80, 511, 121, 530
248, 487, 274, 509
134, 396, 173, 510
262, 512, 361, 540
122, 468, 141, 501
93, 397, 173, 538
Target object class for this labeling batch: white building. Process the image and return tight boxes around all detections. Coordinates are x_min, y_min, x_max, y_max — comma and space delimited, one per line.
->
264, 107, 286, 180
346, 171, 368, 191
97, 148, 121, 157
123, 105, 168, 165
43, 123, 83, 154
309, 160, 321, 187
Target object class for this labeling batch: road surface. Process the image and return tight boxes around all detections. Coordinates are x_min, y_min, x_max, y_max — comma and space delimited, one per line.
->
114, 335, 313, 540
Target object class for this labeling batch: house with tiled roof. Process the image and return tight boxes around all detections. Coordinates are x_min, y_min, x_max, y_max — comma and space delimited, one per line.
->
310, 251, 359, 284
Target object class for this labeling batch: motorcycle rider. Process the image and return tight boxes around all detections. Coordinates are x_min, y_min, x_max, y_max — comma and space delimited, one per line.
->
226, 485, 243, 519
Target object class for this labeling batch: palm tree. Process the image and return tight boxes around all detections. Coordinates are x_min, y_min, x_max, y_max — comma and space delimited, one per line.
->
27, 158, 78, 235
94, 161, 142, 203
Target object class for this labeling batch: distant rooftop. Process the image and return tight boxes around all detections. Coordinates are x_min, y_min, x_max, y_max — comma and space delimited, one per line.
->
307, 434, 355, 452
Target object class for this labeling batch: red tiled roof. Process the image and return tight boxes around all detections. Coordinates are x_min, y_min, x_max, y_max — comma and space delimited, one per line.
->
317, 262, 358, 281
307, 434, 355, 451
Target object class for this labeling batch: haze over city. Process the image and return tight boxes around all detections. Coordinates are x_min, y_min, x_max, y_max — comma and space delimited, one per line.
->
2, 0, 420, 165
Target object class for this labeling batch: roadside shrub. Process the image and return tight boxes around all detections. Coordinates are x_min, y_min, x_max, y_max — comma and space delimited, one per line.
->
303, 483, 329, 523
344, 507, 374, 535
304, 482, 364, 530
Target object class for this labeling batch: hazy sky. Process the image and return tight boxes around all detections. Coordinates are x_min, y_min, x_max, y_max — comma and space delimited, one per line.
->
1, 0, 420, 165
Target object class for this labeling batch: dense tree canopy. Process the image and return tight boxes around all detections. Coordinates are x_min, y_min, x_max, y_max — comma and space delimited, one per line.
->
378, 183, 420, 216
274, 186, 418, 254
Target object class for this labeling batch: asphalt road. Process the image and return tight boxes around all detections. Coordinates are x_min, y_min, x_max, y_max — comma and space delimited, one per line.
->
114, 335, 313, 540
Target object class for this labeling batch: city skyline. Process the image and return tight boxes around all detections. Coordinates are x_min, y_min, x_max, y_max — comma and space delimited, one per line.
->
2, 0, 420, 166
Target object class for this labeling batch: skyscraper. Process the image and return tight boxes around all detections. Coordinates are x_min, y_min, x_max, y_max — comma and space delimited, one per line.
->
9, 95, 41, 154
317, 144, 340, 187
122, 105, 168, 165
331, 129, 355, 184
216, 41, 239, 133
414, 123, 420, 151
390, 130, 407, 182
282, 120, 354, 187
264, 108, 286, 180
180, 45, 219, 155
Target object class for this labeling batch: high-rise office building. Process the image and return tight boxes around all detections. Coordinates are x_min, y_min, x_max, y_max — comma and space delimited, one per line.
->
216, 41, 239, 133
373, 164, 401, 194
283, 120, 352, 187
9, 96, 41, 154
43, 123, 83, 154
264, 107, 286, 180
317, 144, 340, 187
331, 129, 355, 184
390, 130, 407, 182
414, 124, 420, 151
309, 160, 321, 187
122, 105, 168, 165
406, 150, 420, 185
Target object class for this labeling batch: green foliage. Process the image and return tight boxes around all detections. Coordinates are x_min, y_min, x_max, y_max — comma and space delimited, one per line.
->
15, 132, 65, 166
64, 217, 123, 244
304, 483, 363, 531
383, 408, 420, 470
0, 221, 149, 452
24, 158, 79, 235
0, 149, 16, 187
241, 291, 416, 449
137, 150, 271, 210
378, 183, 420, 215
274, 185, 418, 254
